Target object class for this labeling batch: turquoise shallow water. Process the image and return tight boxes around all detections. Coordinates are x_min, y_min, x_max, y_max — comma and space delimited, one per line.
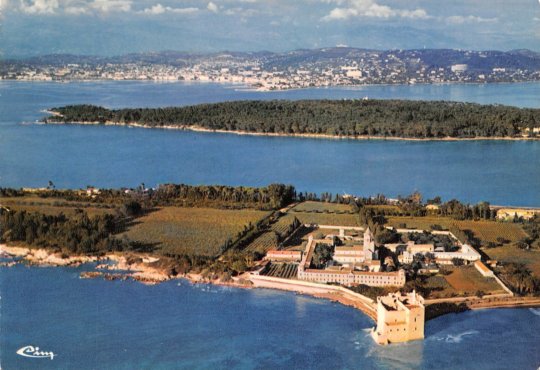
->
0, 265, 539, 370
0, 81, 539, 206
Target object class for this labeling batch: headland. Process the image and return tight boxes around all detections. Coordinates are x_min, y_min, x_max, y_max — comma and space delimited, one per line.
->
1, 184, 539, 345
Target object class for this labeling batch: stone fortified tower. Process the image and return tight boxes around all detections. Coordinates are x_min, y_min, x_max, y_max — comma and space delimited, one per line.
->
371, 291, 425, 345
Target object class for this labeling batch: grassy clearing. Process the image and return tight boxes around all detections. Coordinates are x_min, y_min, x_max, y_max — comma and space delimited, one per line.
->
485, 246, 540, 277
0, 195, 116, 217
455, 220, 528, 244
122, 207, 268, 257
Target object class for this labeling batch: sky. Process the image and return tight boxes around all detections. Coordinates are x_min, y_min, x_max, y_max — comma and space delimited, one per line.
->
0, 0, 539, 57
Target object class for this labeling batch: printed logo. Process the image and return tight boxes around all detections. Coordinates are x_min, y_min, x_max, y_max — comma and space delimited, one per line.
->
16, 345, 56, 360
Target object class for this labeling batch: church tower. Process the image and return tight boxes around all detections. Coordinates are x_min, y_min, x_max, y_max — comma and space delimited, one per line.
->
363, 227, 375, 261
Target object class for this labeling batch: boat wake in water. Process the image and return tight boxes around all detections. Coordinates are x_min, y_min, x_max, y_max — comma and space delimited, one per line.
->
432, 330, 479, 343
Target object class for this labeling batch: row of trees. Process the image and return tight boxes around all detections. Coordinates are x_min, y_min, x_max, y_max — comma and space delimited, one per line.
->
8, 183, 297, 211
152, 183, 296, 210
499, 263, 539, 295
0, 186, 516, 223
437, 200, 495, 220
47, 100, 540, 138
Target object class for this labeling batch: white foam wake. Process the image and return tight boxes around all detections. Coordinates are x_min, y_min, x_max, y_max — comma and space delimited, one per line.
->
433, 330, 479, 343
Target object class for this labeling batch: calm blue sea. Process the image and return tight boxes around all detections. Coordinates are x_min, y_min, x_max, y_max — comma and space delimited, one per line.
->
0, 81, 539, 206
1, 265, 539, 370
1, 81, 540, 369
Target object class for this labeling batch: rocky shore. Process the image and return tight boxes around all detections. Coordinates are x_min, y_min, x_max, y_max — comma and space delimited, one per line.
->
0, 244, 252, 287
0, 244, 170, 285
2, 243, 539, 319
43, 120, 540, 142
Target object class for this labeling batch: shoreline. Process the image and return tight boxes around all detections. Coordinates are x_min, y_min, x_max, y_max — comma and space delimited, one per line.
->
2, 244, 540, 320
5, 79, 540, 93
42, 120, 540, 142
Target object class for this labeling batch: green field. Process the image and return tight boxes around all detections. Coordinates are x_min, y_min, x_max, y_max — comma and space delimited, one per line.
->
0, 195, 116, 217
122, 207, 268, 256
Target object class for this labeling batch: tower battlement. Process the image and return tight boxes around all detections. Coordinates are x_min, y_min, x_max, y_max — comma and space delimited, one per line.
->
371, 291, 425, 345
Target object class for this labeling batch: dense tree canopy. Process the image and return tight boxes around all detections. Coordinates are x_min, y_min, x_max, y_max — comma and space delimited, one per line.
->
0, 209, 128, 254
47, 100, 540, 139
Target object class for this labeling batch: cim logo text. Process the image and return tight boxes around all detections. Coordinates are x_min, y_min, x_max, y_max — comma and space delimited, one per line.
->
16, 345, 56, 360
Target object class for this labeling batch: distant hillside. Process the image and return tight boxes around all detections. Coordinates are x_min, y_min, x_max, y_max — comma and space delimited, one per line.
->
4, 47, 540, 88
5, 48, 540, 71
45, 100, 540, 139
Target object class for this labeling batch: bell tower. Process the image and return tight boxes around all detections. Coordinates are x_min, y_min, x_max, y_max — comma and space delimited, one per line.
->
363, 227, 375, 261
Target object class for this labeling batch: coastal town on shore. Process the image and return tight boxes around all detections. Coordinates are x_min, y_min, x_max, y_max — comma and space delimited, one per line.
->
3, 48, 540, 90
2, 184, 540, 345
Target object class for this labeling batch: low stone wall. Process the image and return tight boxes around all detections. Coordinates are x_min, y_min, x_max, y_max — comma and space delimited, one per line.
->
316, 225, 364, 231
492, 275, 514, 296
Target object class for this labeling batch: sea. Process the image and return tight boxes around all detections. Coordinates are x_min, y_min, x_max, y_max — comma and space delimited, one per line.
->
1, 81, 540, 369
0, 81, 539, 206
1, 265, 540, 370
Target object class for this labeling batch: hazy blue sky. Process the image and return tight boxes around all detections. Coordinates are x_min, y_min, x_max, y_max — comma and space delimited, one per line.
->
1, 0, 539, 57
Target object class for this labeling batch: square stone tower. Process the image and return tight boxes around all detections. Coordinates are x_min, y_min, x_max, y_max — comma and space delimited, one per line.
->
371, 291, 425, 345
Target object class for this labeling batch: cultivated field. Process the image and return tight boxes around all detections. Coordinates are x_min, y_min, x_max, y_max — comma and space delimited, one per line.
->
262, 263, 298, 279
0, 195, 117, 217
485, 246, 540, 277
290, 212, 359, 226
290, 201, 354, 213
387, 215, 540, 282
285, 201, 360, 226
245, 214, 299, 253
455, 220, 528, 244
122, 207, 268, 256
423, 266, 504, 298
443, 266, 504, 295
365, 205, 401, 213
386, 216, 527, 245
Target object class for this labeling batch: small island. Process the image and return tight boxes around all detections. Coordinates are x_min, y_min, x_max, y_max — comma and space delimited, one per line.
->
43, 99, 540, 140
1, 184, 540, 345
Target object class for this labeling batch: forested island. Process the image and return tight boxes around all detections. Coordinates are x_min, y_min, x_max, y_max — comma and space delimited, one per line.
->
44, 100, 540, 139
